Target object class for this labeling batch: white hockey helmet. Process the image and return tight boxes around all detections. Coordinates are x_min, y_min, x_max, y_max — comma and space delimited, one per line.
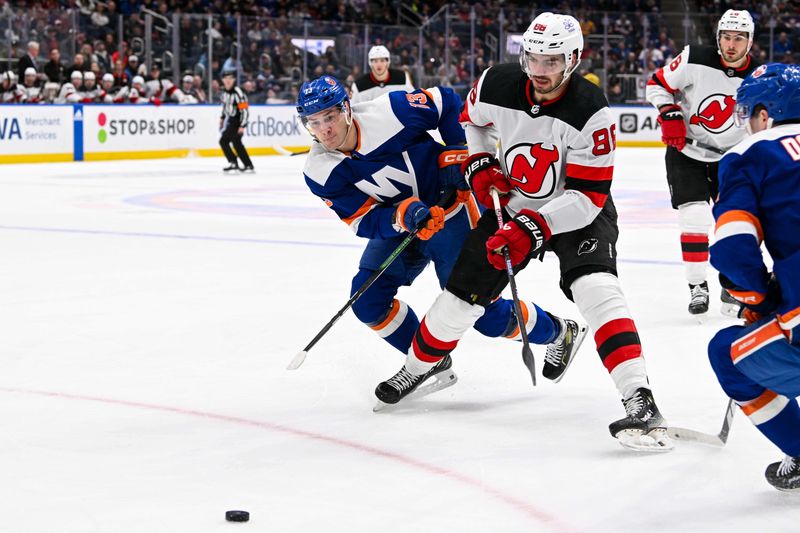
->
70, 70, 83, 81
84, 71, 96, 81
717, 10, 754, 53
520, 12, 583, 83
102, 73, 114, 83
368, 45, 390, 61
132, 75, 144, 86
24, 67, 36, 77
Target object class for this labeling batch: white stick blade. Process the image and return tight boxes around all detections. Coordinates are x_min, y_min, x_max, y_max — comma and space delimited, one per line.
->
666, 426, 725, 447
287, 351, 308, 370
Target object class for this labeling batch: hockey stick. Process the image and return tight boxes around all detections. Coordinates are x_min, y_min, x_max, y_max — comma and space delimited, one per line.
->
667, 398, 736, 447
288, 190, 456, 370
684, 138, 727, 156
489, 188, 537, 386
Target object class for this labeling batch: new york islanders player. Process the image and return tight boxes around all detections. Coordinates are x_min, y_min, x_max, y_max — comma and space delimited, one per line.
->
350, 46, 415, 104
375, 12, 672, 452
707, 63, 800, 492
297, 75, 584, 398
646, 10, 760, 316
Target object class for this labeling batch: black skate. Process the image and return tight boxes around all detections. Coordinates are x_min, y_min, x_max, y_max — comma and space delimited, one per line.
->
765, 455, 800, 492
373, 355, 457, 411
609, 387, 674, 452
543, 317, 587, 383
720, 288, 742, 318
223, 162, 240, 172
241, 165, 255, 173
688, 281, 710, 315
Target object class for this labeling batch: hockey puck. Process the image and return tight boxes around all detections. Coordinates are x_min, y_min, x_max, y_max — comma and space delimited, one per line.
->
225, 510, 249, 522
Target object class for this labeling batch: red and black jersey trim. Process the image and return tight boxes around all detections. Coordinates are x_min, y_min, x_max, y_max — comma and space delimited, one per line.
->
354, 68, 409, 92
565, 163, 613, 208
477, 62, 609, 132
412, 318, 457, 363
687, 45, 761, 78
594, 318, 642, 372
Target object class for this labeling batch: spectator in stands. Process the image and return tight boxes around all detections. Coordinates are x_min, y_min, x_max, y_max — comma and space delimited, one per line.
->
44, 47, 67, 85
17, 41, 40, 80
68, 53, 87, 74
112, 59, 129, 87
125, 55, 140, 80
773, 32, 793, 56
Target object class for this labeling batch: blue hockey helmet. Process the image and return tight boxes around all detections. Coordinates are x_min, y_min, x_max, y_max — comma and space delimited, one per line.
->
296, 75, 349, 119
735, 63, 800, 127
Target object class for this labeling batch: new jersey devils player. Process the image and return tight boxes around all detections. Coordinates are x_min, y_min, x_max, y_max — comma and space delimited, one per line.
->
375, 12, 673, 452
646, 10, 760, 316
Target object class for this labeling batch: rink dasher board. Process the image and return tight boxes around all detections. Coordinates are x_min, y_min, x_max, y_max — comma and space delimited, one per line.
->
0, 103, 664, 163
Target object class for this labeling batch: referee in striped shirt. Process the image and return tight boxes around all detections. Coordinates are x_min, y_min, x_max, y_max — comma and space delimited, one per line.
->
219, 69, 254, 172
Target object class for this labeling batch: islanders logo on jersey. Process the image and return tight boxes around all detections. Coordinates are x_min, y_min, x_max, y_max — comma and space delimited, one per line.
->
690, 94, 736, 134
503, 142, 560, 199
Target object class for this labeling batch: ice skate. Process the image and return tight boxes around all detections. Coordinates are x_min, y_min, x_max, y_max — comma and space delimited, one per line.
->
688, 281, 709, 316
241, 165, 255, 173
765, 455, 800, 492
223, 162, 240, 172
543, 318, 587, 382
373, 355, 457, 411
609, 387, 674, 452
720, 288, 742, 318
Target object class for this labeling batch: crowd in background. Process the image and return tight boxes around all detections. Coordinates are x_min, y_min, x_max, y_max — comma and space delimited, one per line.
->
1, 0, 798, 105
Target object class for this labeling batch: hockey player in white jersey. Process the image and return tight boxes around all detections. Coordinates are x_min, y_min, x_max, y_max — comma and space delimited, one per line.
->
646, 9, 760, 316
376, 12, 672, 452
350, 45, 415, 104
55, 71, 83, 103
79, 71, 102, 102
143, 61, 186, 104
20, 68, 42, 103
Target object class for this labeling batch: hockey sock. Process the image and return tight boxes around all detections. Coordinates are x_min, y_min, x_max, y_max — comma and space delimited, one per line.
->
367, 299, 419, 354
474, 298, 557, 344
678, 202, 712, 285
571, 272, 649, 399
406, 290, 485, 376
740, 391, 800, 457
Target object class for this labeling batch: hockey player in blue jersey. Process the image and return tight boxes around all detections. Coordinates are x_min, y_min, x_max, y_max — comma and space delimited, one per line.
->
707, 63, 800, 491
296, 76, 584, 398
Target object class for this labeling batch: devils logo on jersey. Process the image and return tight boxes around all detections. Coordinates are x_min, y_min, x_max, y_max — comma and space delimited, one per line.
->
690, 94, 736, 134
503, 142, 560, 199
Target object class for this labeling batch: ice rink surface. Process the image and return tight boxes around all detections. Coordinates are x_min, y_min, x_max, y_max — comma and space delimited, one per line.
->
1, 148, 798, 532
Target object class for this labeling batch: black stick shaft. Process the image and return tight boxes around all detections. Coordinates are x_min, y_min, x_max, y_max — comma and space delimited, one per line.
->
489, 189, 537, 386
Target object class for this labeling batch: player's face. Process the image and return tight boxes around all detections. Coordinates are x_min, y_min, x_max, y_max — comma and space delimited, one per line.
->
85, 79, 95, 89
25, 75, 35, 86
718, 31, 749, 64
370, 58, 389, 78
524, 52, 566, 94
102, 80, 113, 90
304, 106, 349, 150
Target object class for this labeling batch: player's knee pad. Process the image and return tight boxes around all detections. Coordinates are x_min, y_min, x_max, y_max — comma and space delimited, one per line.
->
570, 271, 630, 323
424, 289, 486, 342
678, 201, 713, 234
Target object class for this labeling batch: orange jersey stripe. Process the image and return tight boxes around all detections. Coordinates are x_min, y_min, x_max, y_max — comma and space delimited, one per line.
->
741, 390, 778, 416
342, 197, 377, 226
370, 299, 401, 331
715, 210, 764, 242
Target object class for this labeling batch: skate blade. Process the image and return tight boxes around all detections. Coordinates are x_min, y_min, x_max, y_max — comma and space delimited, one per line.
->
372, 371, 458, 412
691, 312, 708, 324
616, 428, 674, 453
549, 323, 588, 384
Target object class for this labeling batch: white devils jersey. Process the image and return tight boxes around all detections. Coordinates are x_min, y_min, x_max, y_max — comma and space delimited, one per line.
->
461, 63, 615, 236
646, 45, 761, 162
350, 68, 415, 104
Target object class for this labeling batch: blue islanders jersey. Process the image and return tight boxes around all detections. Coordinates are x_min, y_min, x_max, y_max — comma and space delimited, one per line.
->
711, 123, 800, 341
303, 87, 467, 239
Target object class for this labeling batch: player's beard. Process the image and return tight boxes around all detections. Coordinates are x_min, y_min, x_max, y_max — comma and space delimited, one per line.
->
531, 72, 566, 95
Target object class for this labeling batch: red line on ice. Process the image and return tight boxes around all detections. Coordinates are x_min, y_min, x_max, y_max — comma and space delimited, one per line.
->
1, 386, 575, 532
